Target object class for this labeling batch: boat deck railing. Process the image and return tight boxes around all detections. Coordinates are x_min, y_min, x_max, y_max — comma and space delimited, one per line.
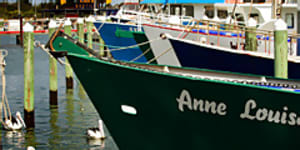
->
154, 18, 300, 55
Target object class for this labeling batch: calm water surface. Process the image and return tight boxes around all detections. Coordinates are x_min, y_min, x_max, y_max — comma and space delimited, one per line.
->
0, 34, 119, 150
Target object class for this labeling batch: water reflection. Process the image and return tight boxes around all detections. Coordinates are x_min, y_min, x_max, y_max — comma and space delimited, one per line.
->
24, 130, 37, 148
87, 139, 106, 150
4, 130, 25, 149
66, 90, 74, 128
48, 108, 60, 148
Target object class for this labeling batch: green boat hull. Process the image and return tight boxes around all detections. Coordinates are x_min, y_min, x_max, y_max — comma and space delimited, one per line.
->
67, 53, 300, 150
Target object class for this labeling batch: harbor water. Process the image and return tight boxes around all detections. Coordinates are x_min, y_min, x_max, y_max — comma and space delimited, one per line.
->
0, 34, 118, 150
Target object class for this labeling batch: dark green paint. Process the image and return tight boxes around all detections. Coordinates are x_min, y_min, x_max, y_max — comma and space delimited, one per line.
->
66, 53, 300, 150
115, 27, 134, 38
132, 31, 157, 64
52, 36, 89, 56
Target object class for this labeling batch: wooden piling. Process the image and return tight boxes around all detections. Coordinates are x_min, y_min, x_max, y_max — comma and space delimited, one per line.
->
99, 35, 105, 56
245, 18, 257, 51
48, 20, 58, 108
274, 19, 288, 79
86, 16, 95, 49
23, 23, 35, 128
77, 18, 84, 44
64, 18, 74, 91
77, 18, 86, 97
19, 15, 23, 46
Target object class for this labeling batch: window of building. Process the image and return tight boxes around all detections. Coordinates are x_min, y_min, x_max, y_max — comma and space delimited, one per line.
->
250, 13, 259, 24
204, 6, 214, 19
285, 13, 294, 29
183, 6, 194, 17
217, 9, 228, 19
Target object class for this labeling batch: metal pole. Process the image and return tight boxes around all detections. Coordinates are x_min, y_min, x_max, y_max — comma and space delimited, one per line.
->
18, 0, 23, 46
274, 19, 288, 79
64, 18, 74, 92
23, 23, 35, 128
271, 0, 277, 19
48, 20, 58, 108
297, 0, 300, 55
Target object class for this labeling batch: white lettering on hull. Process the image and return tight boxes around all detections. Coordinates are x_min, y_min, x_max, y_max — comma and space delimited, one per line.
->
176, 89, 300, 127
240, 100, 300, 126
176, 89, 227, 116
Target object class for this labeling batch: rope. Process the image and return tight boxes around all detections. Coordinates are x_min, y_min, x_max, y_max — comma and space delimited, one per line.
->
34, 41, 70, 66
0, 49, 12, 125
130, 47, 152, 62
96, 23, 105, 33
147, 47, 172, 64
73, 36, 161, 52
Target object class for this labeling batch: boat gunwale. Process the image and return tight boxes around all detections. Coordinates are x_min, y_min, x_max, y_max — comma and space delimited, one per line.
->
48, 31, 300, 95
68, 53, 300, 95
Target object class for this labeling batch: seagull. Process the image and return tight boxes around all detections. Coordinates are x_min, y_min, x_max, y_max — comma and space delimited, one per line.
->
3, 111, 26, 131
87, 120, 106, 140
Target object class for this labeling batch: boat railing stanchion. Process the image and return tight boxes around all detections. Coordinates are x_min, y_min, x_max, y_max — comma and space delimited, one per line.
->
206, 20, 210, 45
264, 33, 267, 54
64, 18, 74, 93
274, 19, 288, 79
217, 24, 220, 46
48, 19, 58, 108
23, 22, 35, 128
268, 31, 271, 55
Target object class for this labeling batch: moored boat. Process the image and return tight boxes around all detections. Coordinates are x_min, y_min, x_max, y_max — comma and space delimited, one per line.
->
48, 31, 300, 150
166, 33, 300, 79
93, 21, 148, 62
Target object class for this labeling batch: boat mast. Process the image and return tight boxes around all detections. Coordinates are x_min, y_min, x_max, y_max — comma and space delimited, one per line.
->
271, 0, 277, 19
18, 0, 21, 15
298, 0, 300, 34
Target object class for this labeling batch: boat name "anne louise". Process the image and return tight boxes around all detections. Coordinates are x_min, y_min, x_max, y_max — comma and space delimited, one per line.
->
176, 89, 300, 126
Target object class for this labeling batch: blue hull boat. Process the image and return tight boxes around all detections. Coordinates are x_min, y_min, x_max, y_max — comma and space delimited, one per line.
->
168, 36, 300, 79
94, 22, 147, 62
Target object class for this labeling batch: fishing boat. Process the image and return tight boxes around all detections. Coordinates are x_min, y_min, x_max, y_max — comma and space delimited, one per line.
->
48, 31, 300, 150
166, 32, 300, 79
142, 0, 299, 66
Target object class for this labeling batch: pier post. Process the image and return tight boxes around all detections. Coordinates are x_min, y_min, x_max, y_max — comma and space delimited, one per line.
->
86, 16, 95, 49
245, 18, 257, 51
23, 23, 35, 128
77, 18, 84, 44
77, 18, 86, 97
99, 35, 105, 56
274, 19, 288, 79
19, 15, 24, 46
64, 18, 74, 92
48, 20, 58, 108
